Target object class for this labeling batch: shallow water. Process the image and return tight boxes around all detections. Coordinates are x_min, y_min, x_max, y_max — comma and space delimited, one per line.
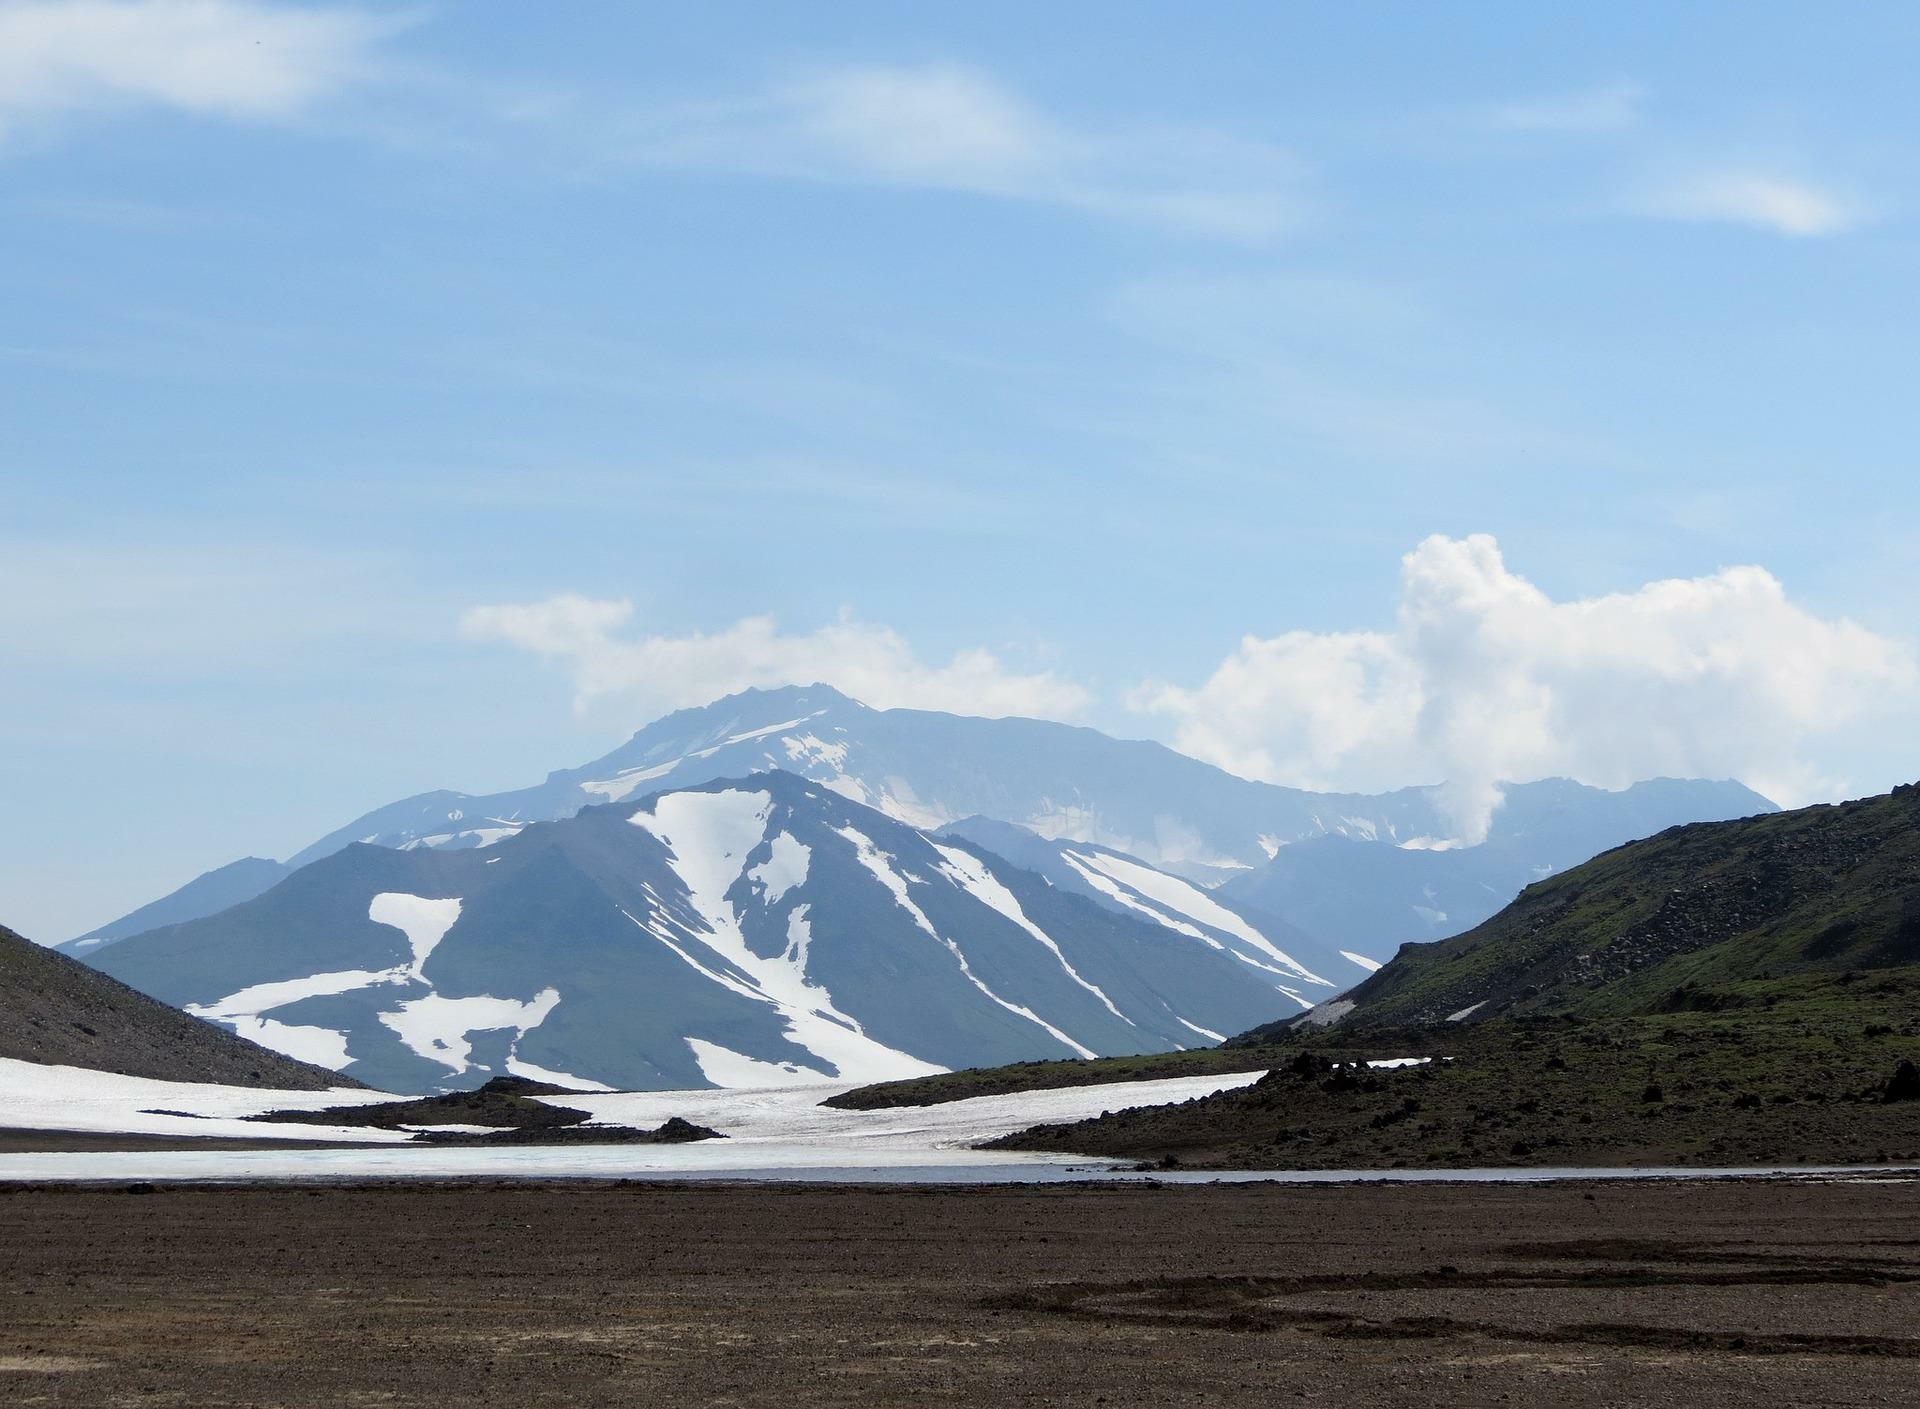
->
1, 1145, 1914, 1186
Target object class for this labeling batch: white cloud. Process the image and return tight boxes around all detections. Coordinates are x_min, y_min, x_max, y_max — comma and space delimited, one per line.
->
621, 63, 1307, 240
460, 597, 1092, 722
0, 0, 397, 138
1636, 172, 1862, 237
1487, 82, 1643, 134
1133, 534, 1918, 840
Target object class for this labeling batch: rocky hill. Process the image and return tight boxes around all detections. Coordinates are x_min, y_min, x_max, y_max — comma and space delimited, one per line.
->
0, 920, 355, 1090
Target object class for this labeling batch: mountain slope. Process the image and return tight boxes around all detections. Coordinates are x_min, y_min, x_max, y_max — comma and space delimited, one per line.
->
65, 857, 291, 957
86, 773, 1339, 1093
1254, 781, 1920, 1035
0, 920, 354, 1090
937, 814, 1370, 988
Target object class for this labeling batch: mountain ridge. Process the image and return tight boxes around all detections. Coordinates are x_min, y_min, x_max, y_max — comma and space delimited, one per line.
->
82, 770, 1339, 1093
67, 685, 1776, 958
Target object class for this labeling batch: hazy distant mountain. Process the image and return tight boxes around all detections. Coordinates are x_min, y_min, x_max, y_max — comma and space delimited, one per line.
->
71, 688, 1777, 976
278, 684, 1455, 872
65, 857, 291, 957
1218, 776, 1776, 963
86, 773, 1340, 1093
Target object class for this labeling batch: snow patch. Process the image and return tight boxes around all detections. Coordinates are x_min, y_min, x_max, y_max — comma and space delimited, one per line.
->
0, 1057, 402, 1144
189, 968, 397, 1020
1340, 950, 1384, 973
504, 1056, 615, 1093
219, 1016, 353, 1069
1176, 1017, 1226, 1042
1447, 1001, 1487, 1022
378, 989, 561, 1074
581, 759, 681, 803
747, 832, 810, 905
684, 1038, 827, 1088
368, 892, 462, 976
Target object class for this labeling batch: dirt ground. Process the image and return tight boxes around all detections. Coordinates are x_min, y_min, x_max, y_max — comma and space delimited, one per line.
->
3, 1175, 1918, 1406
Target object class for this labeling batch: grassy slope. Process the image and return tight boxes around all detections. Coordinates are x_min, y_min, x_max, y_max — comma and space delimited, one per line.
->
0, 921, 357, 1091
1240, 783, 1920, 1036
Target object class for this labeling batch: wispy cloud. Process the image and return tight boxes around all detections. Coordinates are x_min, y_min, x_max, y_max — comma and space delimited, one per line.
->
460, 597, 1092, 722
613, 63, 1309, 240
1098, 271, 1584, 465
0, 0, 403, 142
1634, 171, 1863, 237
1486, 82, 1644, 135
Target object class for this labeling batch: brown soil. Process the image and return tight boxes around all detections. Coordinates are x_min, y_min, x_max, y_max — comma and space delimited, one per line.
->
3, 1176, 1919, 1405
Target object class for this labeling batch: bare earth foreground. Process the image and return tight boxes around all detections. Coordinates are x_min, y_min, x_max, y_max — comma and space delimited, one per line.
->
3, 1178, 1918, 1407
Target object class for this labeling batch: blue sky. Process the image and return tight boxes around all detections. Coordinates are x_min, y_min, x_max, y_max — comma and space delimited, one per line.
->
4, 1, 1919, 939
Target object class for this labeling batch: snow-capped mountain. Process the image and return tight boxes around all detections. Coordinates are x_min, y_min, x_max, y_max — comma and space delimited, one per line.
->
277, 683, 1451, 874
84, 773, 1339, 1093
67, 686, 1776, 993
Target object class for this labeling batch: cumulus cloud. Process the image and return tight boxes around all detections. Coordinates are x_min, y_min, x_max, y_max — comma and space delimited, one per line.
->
460, 597, 1092, 722
1636, 172, 1862, 237
0, 0, 397, 138
622, 63, 1307, 240
1133, 535, 1918, 840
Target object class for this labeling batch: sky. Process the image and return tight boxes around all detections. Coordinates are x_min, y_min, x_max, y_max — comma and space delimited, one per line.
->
4, 1, 1920, 940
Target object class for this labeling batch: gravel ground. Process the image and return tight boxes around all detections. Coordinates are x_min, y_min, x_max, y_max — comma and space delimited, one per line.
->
2, 1175, 1918, 1406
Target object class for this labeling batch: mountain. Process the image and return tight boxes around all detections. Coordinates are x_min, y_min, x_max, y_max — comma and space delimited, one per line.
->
1256, 781, 1920, 1035
276, 683, 1453, 873
936, 815, 1375, 987
71, 685, 1774, 959
1219, 777, 1776, 963
84, 772, 1341, 1094
0, 919, 352, 1090
65, 857, 291, 956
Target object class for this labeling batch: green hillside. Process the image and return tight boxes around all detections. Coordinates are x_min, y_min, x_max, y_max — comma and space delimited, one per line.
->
1240, 782, 1920, 1038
